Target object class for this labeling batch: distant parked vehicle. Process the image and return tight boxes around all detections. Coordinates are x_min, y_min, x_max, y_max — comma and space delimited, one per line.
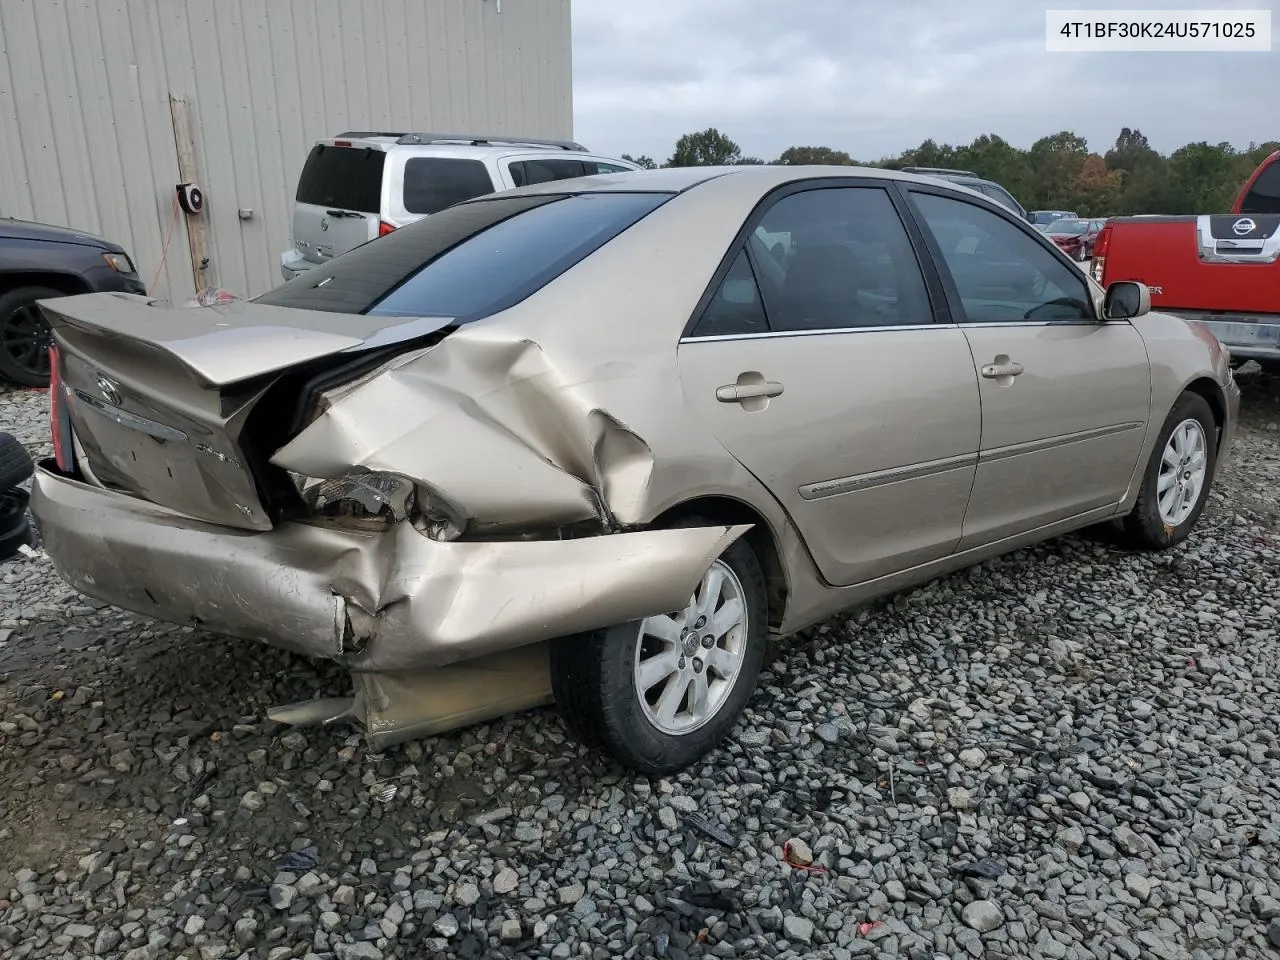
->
1095, 152, 1280, 369
1233, 149, 1280, 214
0, 218, 146, 387
1030, 209, 1078, 230
281, 132, 642, 281
899, 167, 1029, 220
1044, 217, 1106, 260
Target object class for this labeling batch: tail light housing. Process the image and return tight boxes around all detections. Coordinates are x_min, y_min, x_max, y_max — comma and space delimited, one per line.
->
48, 344, 74, 473
1091, 225, 1112, 283
379, 220, 396, 237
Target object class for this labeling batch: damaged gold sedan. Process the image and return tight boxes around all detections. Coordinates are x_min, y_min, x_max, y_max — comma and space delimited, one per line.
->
31, 166, 1238, 774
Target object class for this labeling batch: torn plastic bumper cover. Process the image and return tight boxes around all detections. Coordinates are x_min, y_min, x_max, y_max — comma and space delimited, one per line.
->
31, 464, 750, 673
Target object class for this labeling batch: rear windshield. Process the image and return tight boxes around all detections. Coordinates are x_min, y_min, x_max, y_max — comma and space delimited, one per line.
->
256, 192, 671, 321
403, 157, 495, 215
1241, 159, 1280, 214
295, 144, 386, 213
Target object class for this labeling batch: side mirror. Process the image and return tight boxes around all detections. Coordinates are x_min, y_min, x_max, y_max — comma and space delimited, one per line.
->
1103, 281, 1151, 320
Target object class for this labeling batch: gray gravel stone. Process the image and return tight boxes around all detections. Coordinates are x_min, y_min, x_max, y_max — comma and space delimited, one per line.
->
962, 900, 1004, 933
783, 916, 815, 943
433, 914, 459, 938
1125, 873, 1153, 902
334, 945, 383, 960
786, 837, 814, 865
2, 378, 1279, 960
493, 867, 519, 894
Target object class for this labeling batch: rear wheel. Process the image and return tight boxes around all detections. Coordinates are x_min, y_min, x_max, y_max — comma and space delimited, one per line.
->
550, 526, 768, 775
1120, 392, 1217, 550
0, 286, 63, 387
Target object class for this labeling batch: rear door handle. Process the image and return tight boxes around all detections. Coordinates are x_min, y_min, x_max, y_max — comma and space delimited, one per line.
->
980, 360, 1024, 379
716, 381, 784, 402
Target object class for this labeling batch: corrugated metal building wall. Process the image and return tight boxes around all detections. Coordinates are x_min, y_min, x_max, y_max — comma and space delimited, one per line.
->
0, 0, 572, 301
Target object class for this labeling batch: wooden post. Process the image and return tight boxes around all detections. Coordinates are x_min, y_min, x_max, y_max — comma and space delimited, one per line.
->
168, 94, 212, 295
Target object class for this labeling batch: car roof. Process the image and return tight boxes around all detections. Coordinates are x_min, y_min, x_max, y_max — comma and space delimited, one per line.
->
488, 164, 989, 198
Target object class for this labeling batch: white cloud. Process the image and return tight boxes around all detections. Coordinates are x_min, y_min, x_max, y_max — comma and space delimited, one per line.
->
572, 0, 1280, 163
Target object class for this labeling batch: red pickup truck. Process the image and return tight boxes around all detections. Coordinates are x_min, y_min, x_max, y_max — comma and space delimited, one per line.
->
1093, 150, 1280, 367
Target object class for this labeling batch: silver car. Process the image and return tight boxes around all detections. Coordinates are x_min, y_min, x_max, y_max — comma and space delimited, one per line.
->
32, 166, 1239, 775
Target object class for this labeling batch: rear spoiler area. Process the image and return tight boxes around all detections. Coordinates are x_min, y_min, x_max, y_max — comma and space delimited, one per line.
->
40, 292, 451, 387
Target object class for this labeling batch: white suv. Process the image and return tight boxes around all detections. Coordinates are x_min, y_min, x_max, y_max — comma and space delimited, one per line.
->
280, 132, 641, 281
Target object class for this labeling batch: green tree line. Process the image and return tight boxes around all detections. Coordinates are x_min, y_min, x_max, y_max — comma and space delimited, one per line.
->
621, 127, 1279, 216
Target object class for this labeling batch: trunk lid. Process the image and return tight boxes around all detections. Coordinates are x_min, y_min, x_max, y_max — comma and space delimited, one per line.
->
291, 141, 387, 266
42, 292, 449, 531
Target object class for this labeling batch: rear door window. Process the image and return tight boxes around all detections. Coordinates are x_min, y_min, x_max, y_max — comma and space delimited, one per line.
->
295, 144, 386, 213
690, 186, 933, 335
402, 158, 496, 215
690, 250, 770, 337
1241, 159, 1280, 214
256, 192, 672, 322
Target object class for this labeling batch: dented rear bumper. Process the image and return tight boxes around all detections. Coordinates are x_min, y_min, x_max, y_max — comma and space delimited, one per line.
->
30, 464, 749, 672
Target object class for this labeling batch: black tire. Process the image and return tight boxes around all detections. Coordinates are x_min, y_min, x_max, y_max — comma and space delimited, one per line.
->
0, 433, 35, 490
550, 523, 768, 775
1120, 392, 1217, 550
0, 286, 63, 388
0, 488, 33, 562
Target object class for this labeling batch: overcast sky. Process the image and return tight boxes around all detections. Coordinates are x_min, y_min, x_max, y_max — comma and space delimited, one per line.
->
572, 0, 1278, 163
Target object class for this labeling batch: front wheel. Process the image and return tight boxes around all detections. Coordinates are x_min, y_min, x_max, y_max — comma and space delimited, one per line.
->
550, 529, 768, 775
1120, 392, 1217, 550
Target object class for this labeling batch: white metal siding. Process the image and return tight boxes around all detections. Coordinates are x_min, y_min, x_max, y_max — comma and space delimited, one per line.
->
0, 0, 572, 301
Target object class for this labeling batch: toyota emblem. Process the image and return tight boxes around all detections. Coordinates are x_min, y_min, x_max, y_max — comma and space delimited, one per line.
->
320, 216, 330, 232
96, 376, 122, 406
1232, 217, 1256, 236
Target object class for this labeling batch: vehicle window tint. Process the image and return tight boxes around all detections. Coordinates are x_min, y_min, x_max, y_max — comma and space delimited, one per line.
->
507, 158, 592, 187
295, 144, 386, 213
747, 187, 932, 331
1241, 159, 1280, 214
982, 184, 1022, 215
403, 158, 495, 215
592, 162, 632, 174
691, 250, 769, 337
257, 193, 670, 320
910, 192, 1092, 323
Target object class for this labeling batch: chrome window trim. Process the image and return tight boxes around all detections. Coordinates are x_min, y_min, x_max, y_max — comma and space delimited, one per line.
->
680, 319, 1130, 343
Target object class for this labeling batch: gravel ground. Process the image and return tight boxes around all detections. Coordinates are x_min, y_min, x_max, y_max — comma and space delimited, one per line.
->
2, 368, 1279, 960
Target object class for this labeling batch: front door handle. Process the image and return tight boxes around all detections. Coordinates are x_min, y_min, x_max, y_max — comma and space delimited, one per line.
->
980, 360, 1024, 379
716, 381, 784, 402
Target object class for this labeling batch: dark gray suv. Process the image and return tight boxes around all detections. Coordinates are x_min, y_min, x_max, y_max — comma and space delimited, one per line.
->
900, 167, 1029, 221
1, 218, 146, 387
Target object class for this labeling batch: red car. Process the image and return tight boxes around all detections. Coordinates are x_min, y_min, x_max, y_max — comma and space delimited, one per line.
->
1044, 217, 1106, 261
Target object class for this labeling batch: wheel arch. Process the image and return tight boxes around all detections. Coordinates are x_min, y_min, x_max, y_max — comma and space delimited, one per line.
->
651, 495, 789, 631
1181, 376, 1227, 453
0, 270, 91, 298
